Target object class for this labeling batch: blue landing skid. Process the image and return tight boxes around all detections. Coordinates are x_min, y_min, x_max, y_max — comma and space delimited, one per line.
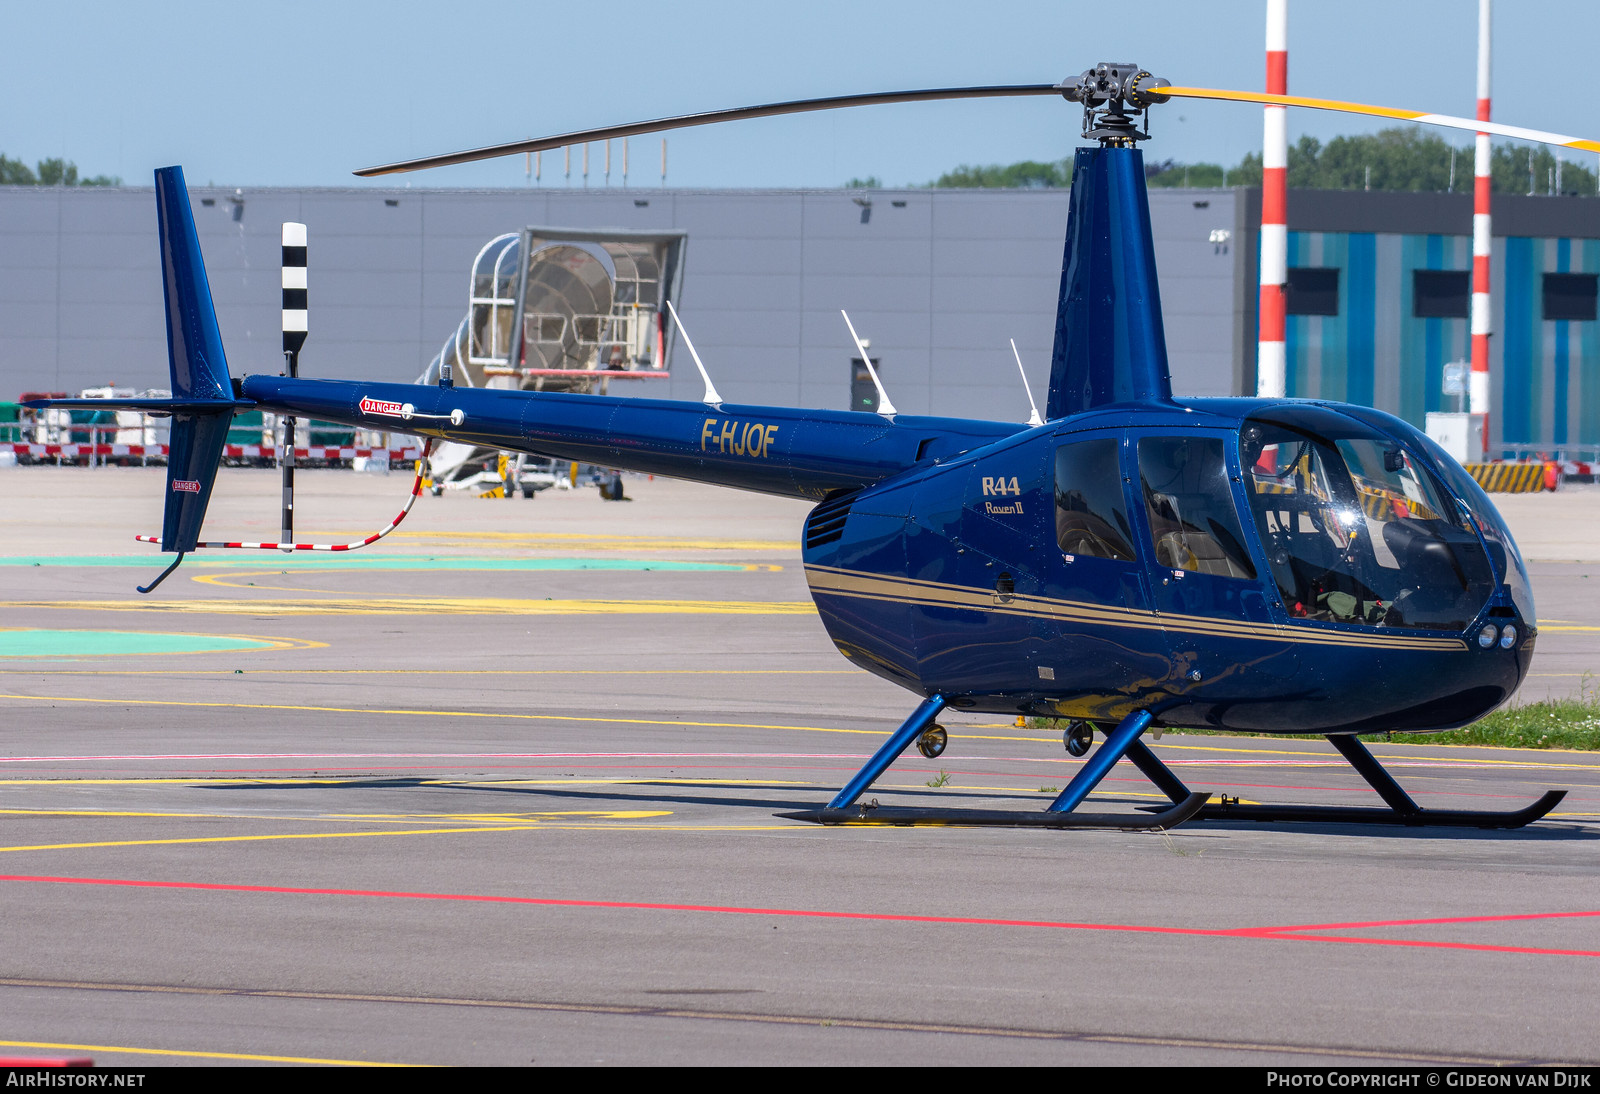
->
1129, 733, 1567, 830
783, 701, 1208, 830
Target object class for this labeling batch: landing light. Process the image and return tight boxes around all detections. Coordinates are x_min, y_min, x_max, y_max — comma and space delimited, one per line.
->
1477, 624, 1498, 649
1499, 625, 1518, 650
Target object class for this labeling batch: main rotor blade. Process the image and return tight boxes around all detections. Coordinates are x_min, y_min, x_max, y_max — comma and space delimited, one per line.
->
354, 85, 1062, 177
1161, 86, 1600, 154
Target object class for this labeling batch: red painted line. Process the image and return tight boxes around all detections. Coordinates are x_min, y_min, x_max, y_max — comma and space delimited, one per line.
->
1248, 909, 1600, 935
1259, 933, 1600, 960
3, 875, 1596, 960
0, 875, 1218, 937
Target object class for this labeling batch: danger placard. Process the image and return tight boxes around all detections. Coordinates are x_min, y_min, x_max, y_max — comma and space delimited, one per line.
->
360, 397, 404, 417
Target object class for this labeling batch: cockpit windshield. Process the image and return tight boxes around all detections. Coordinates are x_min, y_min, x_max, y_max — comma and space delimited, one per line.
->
1241, 407, 1495, 632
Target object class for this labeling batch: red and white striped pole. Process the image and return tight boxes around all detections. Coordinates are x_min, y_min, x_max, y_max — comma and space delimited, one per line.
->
1257, 0, 1289, 399
1470, 0, 1493, 457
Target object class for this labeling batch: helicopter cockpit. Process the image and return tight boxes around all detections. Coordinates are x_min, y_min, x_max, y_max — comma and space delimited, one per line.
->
1239, 406, 1521, 635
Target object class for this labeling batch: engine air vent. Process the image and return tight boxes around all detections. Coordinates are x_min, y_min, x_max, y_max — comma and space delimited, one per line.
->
804, 490, 859, 550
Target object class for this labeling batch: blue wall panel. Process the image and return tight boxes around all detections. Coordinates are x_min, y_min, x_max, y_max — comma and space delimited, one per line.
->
1346, 233, 1376, 408
1501, 236, 1536, 447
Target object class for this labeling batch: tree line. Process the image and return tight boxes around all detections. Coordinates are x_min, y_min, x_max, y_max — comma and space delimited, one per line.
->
1, 155, 120, 187
853, 128, 1599, 195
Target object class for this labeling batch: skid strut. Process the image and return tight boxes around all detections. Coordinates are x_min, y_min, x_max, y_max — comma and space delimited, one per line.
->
1131, 733, 1566, 829
784, 702, 1206, 830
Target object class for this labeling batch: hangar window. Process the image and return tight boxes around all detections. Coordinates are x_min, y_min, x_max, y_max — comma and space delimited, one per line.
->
1286, 267, 1340, 316
1413, 270, 1470, 319
1543, 273, 1598, 322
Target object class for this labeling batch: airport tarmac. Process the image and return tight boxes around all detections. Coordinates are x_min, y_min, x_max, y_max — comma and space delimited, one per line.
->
1, 467, 1597, 1066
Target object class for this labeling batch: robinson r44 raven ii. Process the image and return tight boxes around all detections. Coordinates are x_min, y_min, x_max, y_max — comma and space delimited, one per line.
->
37, 64, 1596, 831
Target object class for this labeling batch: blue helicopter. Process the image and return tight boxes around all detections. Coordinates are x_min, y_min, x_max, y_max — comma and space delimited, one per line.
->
34, 65, 1583, 830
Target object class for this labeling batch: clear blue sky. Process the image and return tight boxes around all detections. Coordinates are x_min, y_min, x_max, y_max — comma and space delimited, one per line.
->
5, 0, 1596, 189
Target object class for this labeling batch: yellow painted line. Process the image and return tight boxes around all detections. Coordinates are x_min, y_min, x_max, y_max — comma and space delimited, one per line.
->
188, 570, 793, 595
3, 598, 816, 616
0, 778, 820, 788
1540, 625, 1600, 632
546, 824, 799, 831
0, 778, 277, 786
0, 1039, 406, 1066
0, 816, 670, 853
0, 692, 883, 736
881, 782, 1180, 801
0, 668, 859, 676
488, 777, 810, 788
0, 808, 343, 820
389, 530, 797, 551
0, 808, 664, 823
1157, 740, 1600, 768
0, 805, 793, 833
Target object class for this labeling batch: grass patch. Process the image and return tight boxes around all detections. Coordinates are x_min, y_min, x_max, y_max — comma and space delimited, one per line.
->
1032, 693, 1600, 751
1381, 696, 1600, 750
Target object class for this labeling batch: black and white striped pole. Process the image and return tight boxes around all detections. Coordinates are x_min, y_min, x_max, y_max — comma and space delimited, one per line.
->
281, 222, 308, 548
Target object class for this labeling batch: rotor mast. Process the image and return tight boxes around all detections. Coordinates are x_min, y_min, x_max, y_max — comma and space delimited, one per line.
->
1048, 64, 1177, 418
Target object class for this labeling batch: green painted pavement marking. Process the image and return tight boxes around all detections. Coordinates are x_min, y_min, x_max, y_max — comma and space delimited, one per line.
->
0, 630, 276, 657
0, 556, 746, 572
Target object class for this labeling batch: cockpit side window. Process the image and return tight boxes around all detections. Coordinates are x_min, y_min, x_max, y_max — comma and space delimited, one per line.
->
1137, 437, 1257, 580
1053, 437, 1136, 562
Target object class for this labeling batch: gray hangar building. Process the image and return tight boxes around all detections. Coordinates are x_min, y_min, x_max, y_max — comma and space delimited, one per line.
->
2, 182, 1595, 455
0, 184, 1242, 424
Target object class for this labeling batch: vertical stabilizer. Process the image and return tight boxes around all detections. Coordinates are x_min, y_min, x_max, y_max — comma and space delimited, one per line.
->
154, 166, 235, 552
1045, 147, 1173, 419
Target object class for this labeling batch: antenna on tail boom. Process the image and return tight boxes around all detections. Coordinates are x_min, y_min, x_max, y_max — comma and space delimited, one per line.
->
665, 300, 723, 408
1010, 338, 1044, 427
840, 311, 896, 418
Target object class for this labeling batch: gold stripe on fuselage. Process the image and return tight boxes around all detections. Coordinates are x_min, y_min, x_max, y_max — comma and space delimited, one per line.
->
802, 565, 1467, 652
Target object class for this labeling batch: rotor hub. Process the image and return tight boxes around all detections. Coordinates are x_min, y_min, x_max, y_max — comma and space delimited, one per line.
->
1059, 63, 1171, 146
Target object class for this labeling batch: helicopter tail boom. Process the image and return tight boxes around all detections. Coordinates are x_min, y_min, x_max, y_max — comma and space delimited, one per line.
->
237, 376, 1021, 501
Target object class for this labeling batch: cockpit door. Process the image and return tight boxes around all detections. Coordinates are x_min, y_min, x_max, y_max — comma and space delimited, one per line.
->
1031, 431, 1163, 717
1129, 431, 1297, 705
